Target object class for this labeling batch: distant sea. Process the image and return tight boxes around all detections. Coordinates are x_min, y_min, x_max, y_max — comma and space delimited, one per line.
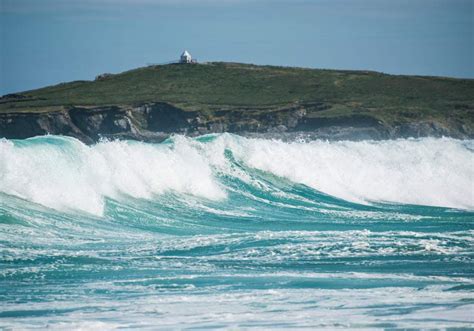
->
1, 134, 473, 329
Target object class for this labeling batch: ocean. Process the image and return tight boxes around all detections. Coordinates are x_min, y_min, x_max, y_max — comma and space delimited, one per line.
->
1, 134, 473, 329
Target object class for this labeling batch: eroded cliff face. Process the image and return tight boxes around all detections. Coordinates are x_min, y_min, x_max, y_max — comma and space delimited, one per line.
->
0, 102, 471, 143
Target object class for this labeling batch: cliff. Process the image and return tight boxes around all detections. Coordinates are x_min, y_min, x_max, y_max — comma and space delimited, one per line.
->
1, 62, 473, 143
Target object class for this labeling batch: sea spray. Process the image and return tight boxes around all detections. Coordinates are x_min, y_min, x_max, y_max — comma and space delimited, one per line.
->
1, 134, 473, 215
0, 135, 226, 215
221, 135, 474, 209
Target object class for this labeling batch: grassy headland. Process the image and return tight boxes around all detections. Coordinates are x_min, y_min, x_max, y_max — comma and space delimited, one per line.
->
1, 62, 473, 141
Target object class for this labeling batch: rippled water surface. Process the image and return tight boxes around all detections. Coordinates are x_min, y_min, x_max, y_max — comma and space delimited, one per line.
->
1, 134, 473, 329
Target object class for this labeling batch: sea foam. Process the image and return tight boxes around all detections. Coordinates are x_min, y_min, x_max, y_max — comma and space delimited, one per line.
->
0, 134, 473, 215
220, 135, 474, 210
0, 136, 225, 215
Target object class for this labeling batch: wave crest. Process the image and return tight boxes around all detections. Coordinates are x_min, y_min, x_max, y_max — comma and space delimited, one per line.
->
1, 134, 473, 215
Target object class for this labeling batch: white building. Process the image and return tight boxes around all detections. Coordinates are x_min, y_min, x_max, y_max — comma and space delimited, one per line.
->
180, 50, 192, 64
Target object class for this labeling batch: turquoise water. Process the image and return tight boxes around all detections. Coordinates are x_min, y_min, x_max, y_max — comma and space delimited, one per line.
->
1, 134, 473, 329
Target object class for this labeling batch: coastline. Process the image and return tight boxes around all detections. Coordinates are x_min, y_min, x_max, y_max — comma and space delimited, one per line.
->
1, 62, 473, 143
1, 101, 472, 144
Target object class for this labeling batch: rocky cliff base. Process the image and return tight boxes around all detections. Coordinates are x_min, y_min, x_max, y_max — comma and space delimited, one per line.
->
1, 102, 471, 143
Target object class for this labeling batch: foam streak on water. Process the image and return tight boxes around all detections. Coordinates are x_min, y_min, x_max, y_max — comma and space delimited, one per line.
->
0, 134, 473, 329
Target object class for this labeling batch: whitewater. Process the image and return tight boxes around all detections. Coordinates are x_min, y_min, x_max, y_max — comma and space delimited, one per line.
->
1, 134, 473, 329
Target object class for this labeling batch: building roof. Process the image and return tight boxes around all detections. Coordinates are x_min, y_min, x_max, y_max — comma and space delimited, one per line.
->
181, 50, 191, 58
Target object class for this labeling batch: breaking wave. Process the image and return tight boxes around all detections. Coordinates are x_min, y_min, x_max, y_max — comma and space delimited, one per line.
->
1, 134, 474, 329
0, 134, 473, 215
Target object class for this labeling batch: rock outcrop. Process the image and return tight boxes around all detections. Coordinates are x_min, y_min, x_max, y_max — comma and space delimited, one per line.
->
1, 101, 470, 143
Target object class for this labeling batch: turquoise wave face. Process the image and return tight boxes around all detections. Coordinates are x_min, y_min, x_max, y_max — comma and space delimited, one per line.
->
1, 134, 473, 329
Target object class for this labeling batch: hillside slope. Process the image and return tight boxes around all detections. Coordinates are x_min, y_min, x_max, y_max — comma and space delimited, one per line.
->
1, 62, 473, 142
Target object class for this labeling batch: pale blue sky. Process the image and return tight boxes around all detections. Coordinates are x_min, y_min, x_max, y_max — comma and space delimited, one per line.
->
0, 0, 473, 94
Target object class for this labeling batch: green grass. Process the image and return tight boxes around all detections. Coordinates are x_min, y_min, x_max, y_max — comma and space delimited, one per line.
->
1, 62, 473, 127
